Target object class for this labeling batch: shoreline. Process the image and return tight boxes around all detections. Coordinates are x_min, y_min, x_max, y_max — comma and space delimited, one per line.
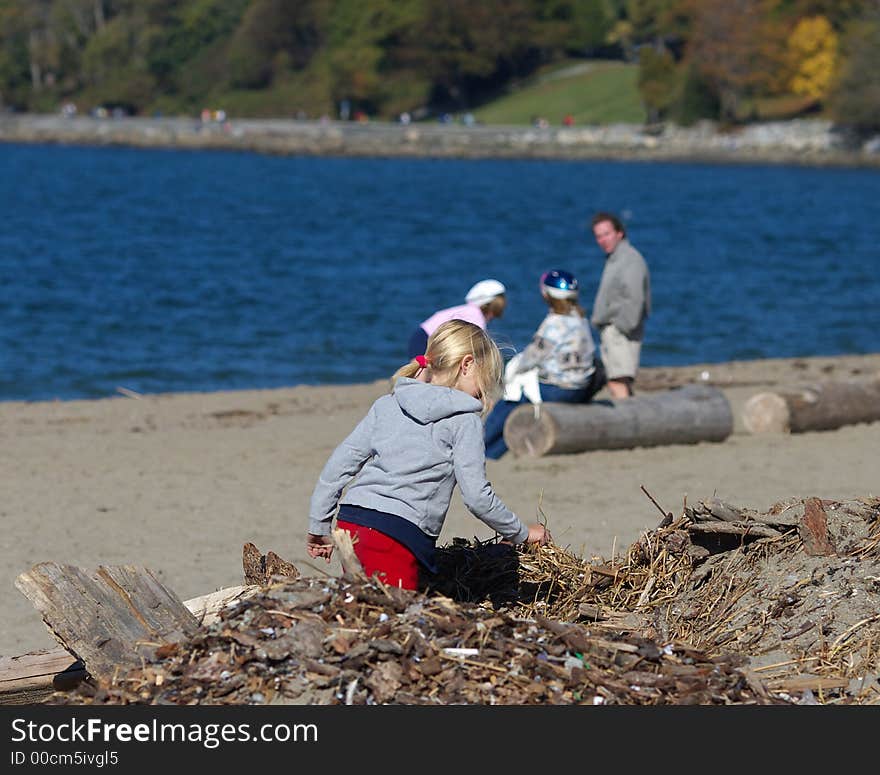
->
3, 350, 879, 657
1, 350, 877, 407
3, 114, 880, 168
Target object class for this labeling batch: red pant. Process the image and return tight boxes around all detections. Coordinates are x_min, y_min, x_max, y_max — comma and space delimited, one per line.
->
337, 520, 419, 590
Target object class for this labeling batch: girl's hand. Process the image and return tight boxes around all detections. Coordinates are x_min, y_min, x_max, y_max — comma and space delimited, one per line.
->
307, 533, 334, 562
526, 523, 551, 545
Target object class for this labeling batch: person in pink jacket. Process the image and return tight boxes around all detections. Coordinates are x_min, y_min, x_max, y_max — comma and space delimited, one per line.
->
407, 279, 507, 359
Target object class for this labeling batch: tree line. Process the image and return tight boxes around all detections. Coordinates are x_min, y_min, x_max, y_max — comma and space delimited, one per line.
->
1, 0, 878, 132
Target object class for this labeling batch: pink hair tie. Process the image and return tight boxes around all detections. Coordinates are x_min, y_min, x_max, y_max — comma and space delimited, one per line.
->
414, 355, 429, 368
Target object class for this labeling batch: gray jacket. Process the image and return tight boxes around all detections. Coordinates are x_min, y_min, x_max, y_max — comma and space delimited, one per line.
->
591, 238, 651, 339
308, 378, 529, 544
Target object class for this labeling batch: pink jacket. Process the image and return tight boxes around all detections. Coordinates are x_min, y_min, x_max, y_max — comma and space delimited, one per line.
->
420, 303, 487, 336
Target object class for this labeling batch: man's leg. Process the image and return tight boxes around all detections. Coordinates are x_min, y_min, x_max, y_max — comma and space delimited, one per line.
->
599, 325, 639, 400
607, 377, 634, 399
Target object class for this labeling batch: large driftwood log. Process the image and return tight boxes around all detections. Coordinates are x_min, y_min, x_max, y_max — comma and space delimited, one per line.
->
2, 580, 260, 705
742, 374, 880, 434
14, 564, 202, 682
503, 384, 733, 457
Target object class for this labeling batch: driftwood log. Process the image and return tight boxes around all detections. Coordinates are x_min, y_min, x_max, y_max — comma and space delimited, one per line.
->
742, 374, 880, 434
1, 581, 260, 705
14, 563, 203, 681
4, 545, 302, 706
503, 384, 733, 457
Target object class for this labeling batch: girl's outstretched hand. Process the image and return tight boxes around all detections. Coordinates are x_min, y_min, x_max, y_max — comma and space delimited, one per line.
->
526, 523, 551, 545
307, 533, 334, 561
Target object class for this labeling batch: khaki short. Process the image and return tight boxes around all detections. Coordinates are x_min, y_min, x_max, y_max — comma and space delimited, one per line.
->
599, 324, 641, 380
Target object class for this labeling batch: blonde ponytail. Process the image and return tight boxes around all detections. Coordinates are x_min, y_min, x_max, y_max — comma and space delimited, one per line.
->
390, 319, 503, 416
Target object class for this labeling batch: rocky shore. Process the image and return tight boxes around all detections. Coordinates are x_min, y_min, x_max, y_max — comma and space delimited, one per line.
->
2, 112, 880, 166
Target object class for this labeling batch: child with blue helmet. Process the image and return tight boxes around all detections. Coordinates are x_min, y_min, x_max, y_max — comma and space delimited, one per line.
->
483, 270, 605, 459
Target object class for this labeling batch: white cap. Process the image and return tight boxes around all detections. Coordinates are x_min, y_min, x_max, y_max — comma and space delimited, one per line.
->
465, 279, 506, 306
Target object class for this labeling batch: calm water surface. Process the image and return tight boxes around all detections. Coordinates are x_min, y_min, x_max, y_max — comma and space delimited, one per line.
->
1, 143, 878, 401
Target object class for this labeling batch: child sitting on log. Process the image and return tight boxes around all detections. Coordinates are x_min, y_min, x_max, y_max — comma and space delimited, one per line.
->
306, 319, 549, 589
483, 269, 605, 459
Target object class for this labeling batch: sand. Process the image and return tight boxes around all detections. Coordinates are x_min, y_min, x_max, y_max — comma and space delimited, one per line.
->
2, 352, 879, 658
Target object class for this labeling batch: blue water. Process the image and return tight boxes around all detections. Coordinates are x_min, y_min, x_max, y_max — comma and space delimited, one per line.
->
1, 143, 878, 402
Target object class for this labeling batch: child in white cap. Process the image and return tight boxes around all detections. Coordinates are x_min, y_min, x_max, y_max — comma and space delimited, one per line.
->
407, 279, 507, 359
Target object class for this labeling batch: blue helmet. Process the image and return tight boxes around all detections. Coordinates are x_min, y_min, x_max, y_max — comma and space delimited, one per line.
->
540, 269, 579, 299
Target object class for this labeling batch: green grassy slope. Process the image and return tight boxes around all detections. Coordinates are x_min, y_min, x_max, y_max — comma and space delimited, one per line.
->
473, 60, 645, 127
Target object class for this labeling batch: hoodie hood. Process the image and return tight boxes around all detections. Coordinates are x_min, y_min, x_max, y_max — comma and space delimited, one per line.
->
393, 378, 482, 424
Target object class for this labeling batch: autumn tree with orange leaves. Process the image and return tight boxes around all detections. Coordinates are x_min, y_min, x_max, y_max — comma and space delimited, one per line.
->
684, 0, 789, 122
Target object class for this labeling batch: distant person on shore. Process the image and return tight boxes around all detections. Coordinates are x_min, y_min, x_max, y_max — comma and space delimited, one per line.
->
483, 270, 605, 459
407, 279, 507, 359
589, 212, 651, 399
307, 319, 550, 589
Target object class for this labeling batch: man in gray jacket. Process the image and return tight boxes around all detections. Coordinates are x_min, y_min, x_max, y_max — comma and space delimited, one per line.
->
589, 212, 651, 399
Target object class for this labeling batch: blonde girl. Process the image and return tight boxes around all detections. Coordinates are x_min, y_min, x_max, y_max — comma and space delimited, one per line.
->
307, 319, 549, 589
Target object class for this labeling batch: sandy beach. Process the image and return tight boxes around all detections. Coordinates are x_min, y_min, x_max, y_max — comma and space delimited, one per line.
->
3, 352, 879, 658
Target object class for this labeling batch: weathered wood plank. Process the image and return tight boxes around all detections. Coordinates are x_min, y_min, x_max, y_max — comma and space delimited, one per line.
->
0, 650, 86, 705
686, 521, 782, 539
15, 563, 202, 681
766, 676, 849, 692
1, 583, 261, 705
332, 528, 367, 582
181, 584, 262, 626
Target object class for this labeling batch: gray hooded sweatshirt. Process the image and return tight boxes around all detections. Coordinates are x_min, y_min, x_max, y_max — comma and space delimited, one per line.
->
308, 377, 529, 544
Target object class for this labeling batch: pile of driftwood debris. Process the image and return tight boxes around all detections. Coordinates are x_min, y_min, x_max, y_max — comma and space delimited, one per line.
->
11, 495, 880, 706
